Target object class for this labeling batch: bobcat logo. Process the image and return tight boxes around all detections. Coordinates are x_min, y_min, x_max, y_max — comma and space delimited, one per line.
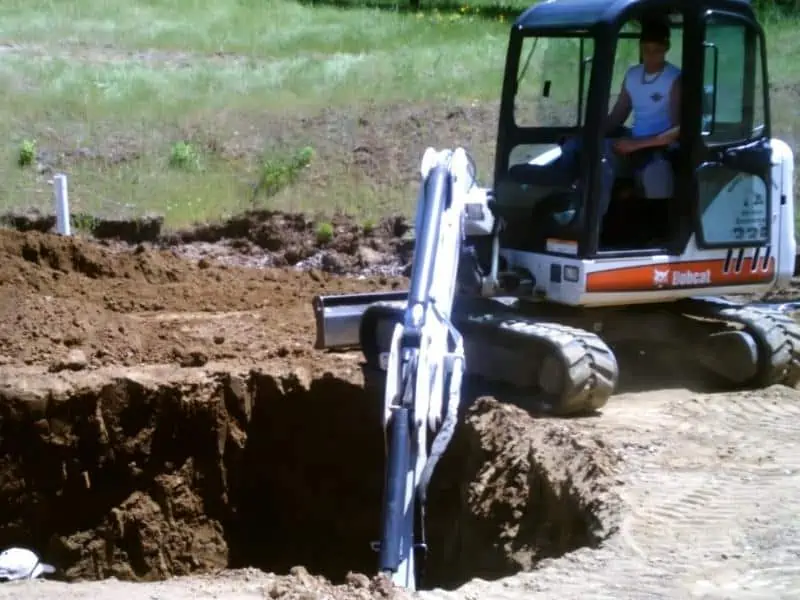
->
650, 92, 663, 102
653, 268, 670, 287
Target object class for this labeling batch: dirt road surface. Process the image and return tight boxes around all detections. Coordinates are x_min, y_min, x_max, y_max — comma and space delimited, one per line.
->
1, 223, 799, 599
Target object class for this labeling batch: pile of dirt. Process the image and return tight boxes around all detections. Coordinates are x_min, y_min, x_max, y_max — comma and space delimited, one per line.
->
1, 209, 416, 277
0, 364, 621, 589
0, 212, 164, 245
260, 568, 410, 600
167, 210, 414, 276
0, 221, 622, 593
426, 396, 621, 588
0, 228, 404, 368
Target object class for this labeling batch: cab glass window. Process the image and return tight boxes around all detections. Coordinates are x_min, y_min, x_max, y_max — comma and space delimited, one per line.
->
514, 36, 594, 128
701, 13, 766, 145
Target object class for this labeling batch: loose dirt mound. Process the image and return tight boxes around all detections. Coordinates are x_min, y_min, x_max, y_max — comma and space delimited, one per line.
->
0, 212, 164, 245
1, 209, 415, 276
0, 364, 620, 589
0, 228, 404, 368
167, 210, 414, 275
426, 397, 620, 588
0, 227, 622, 593
259, 568, 410, 599
0, 567, 413, 600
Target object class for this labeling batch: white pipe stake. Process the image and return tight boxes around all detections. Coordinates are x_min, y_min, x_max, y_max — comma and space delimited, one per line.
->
53, 173, 71, 236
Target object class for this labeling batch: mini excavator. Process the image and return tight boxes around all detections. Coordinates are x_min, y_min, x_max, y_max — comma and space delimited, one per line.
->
312, 0, 800, 591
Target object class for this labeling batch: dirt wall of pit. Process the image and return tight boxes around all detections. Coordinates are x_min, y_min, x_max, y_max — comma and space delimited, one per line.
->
0, 364, 621, 589
0, 225, 622, 592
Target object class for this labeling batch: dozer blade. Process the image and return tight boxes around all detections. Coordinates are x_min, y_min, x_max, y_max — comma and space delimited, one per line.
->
312, 291, 408, 350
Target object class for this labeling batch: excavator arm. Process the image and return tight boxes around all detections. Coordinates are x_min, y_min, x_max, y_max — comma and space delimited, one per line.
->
374, 148, 475, 590
312, 146, 617, 590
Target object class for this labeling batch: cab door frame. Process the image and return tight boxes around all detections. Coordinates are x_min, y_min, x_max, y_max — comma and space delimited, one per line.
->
691, 7, 772, 252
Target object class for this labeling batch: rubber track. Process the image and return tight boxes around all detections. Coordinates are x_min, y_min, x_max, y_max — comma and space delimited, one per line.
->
684, 299, 800, 388
458, 312, 619, 416
360, 301, 619, 416
716, 306, 800, 388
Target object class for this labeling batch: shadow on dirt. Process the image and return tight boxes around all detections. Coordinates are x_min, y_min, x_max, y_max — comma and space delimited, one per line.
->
0, 366, 620, 590
466, 343, 752, 418
609, 343, 745, 395
0, 211, 165, 245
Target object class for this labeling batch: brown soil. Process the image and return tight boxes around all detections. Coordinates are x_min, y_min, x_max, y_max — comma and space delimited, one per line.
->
425, 397, 620, 589
0, 227, 405, 368
1, 209, 415, 276
0, 227, 620, 595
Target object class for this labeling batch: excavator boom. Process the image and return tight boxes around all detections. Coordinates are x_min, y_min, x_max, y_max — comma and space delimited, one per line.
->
367, 148, 472, 590
312, 147, 618, 590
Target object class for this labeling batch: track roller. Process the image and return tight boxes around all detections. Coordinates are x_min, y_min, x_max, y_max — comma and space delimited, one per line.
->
679, 298, 800, 389
359, 301, 619, 416
457, 312, 618, 416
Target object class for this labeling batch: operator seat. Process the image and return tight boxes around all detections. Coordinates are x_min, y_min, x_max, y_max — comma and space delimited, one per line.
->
601, 144, 678, 248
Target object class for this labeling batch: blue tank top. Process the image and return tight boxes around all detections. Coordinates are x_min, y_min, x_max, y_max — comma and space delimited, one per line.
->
623, 62, 681, 138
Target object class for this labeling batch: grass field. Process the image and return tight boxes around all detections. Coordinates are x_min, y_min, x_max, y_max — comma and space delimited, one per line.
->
0, 0, 798, 229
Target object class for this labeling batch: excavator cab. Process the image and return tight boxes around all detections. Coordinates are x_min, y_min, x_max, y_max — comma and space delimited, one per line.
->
491, 0, 785, 267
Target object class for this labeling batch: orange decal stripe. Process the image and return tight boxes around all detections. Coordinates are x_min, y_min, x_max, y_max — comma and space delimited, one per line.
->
586, 257, 775, 293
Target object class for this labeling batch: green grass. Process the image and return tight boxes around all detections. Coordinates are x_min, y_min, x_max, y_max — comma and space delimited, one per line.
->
0, 0, 519, 225
0, 0, 798, 229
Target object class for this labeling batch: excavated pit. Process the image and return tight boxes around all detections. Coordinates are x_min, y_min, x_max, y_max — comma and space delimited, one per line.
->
0, 364, 621, 590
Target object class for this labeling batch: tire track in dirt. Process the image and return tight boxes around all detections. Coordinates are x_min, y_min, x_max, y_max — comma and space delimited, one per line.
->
659, 389, 800, 597
620, 471, 738, 561
603, 387, 800, 597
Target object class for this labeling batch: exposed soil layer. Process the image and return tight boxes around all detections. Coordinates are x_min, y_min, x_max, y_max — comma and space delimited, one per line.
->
0, 227, 621, 593
425, 396, 620, 589
0, 364, 620, 589
0, 227, 405, 368
1, 210, 415, 277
